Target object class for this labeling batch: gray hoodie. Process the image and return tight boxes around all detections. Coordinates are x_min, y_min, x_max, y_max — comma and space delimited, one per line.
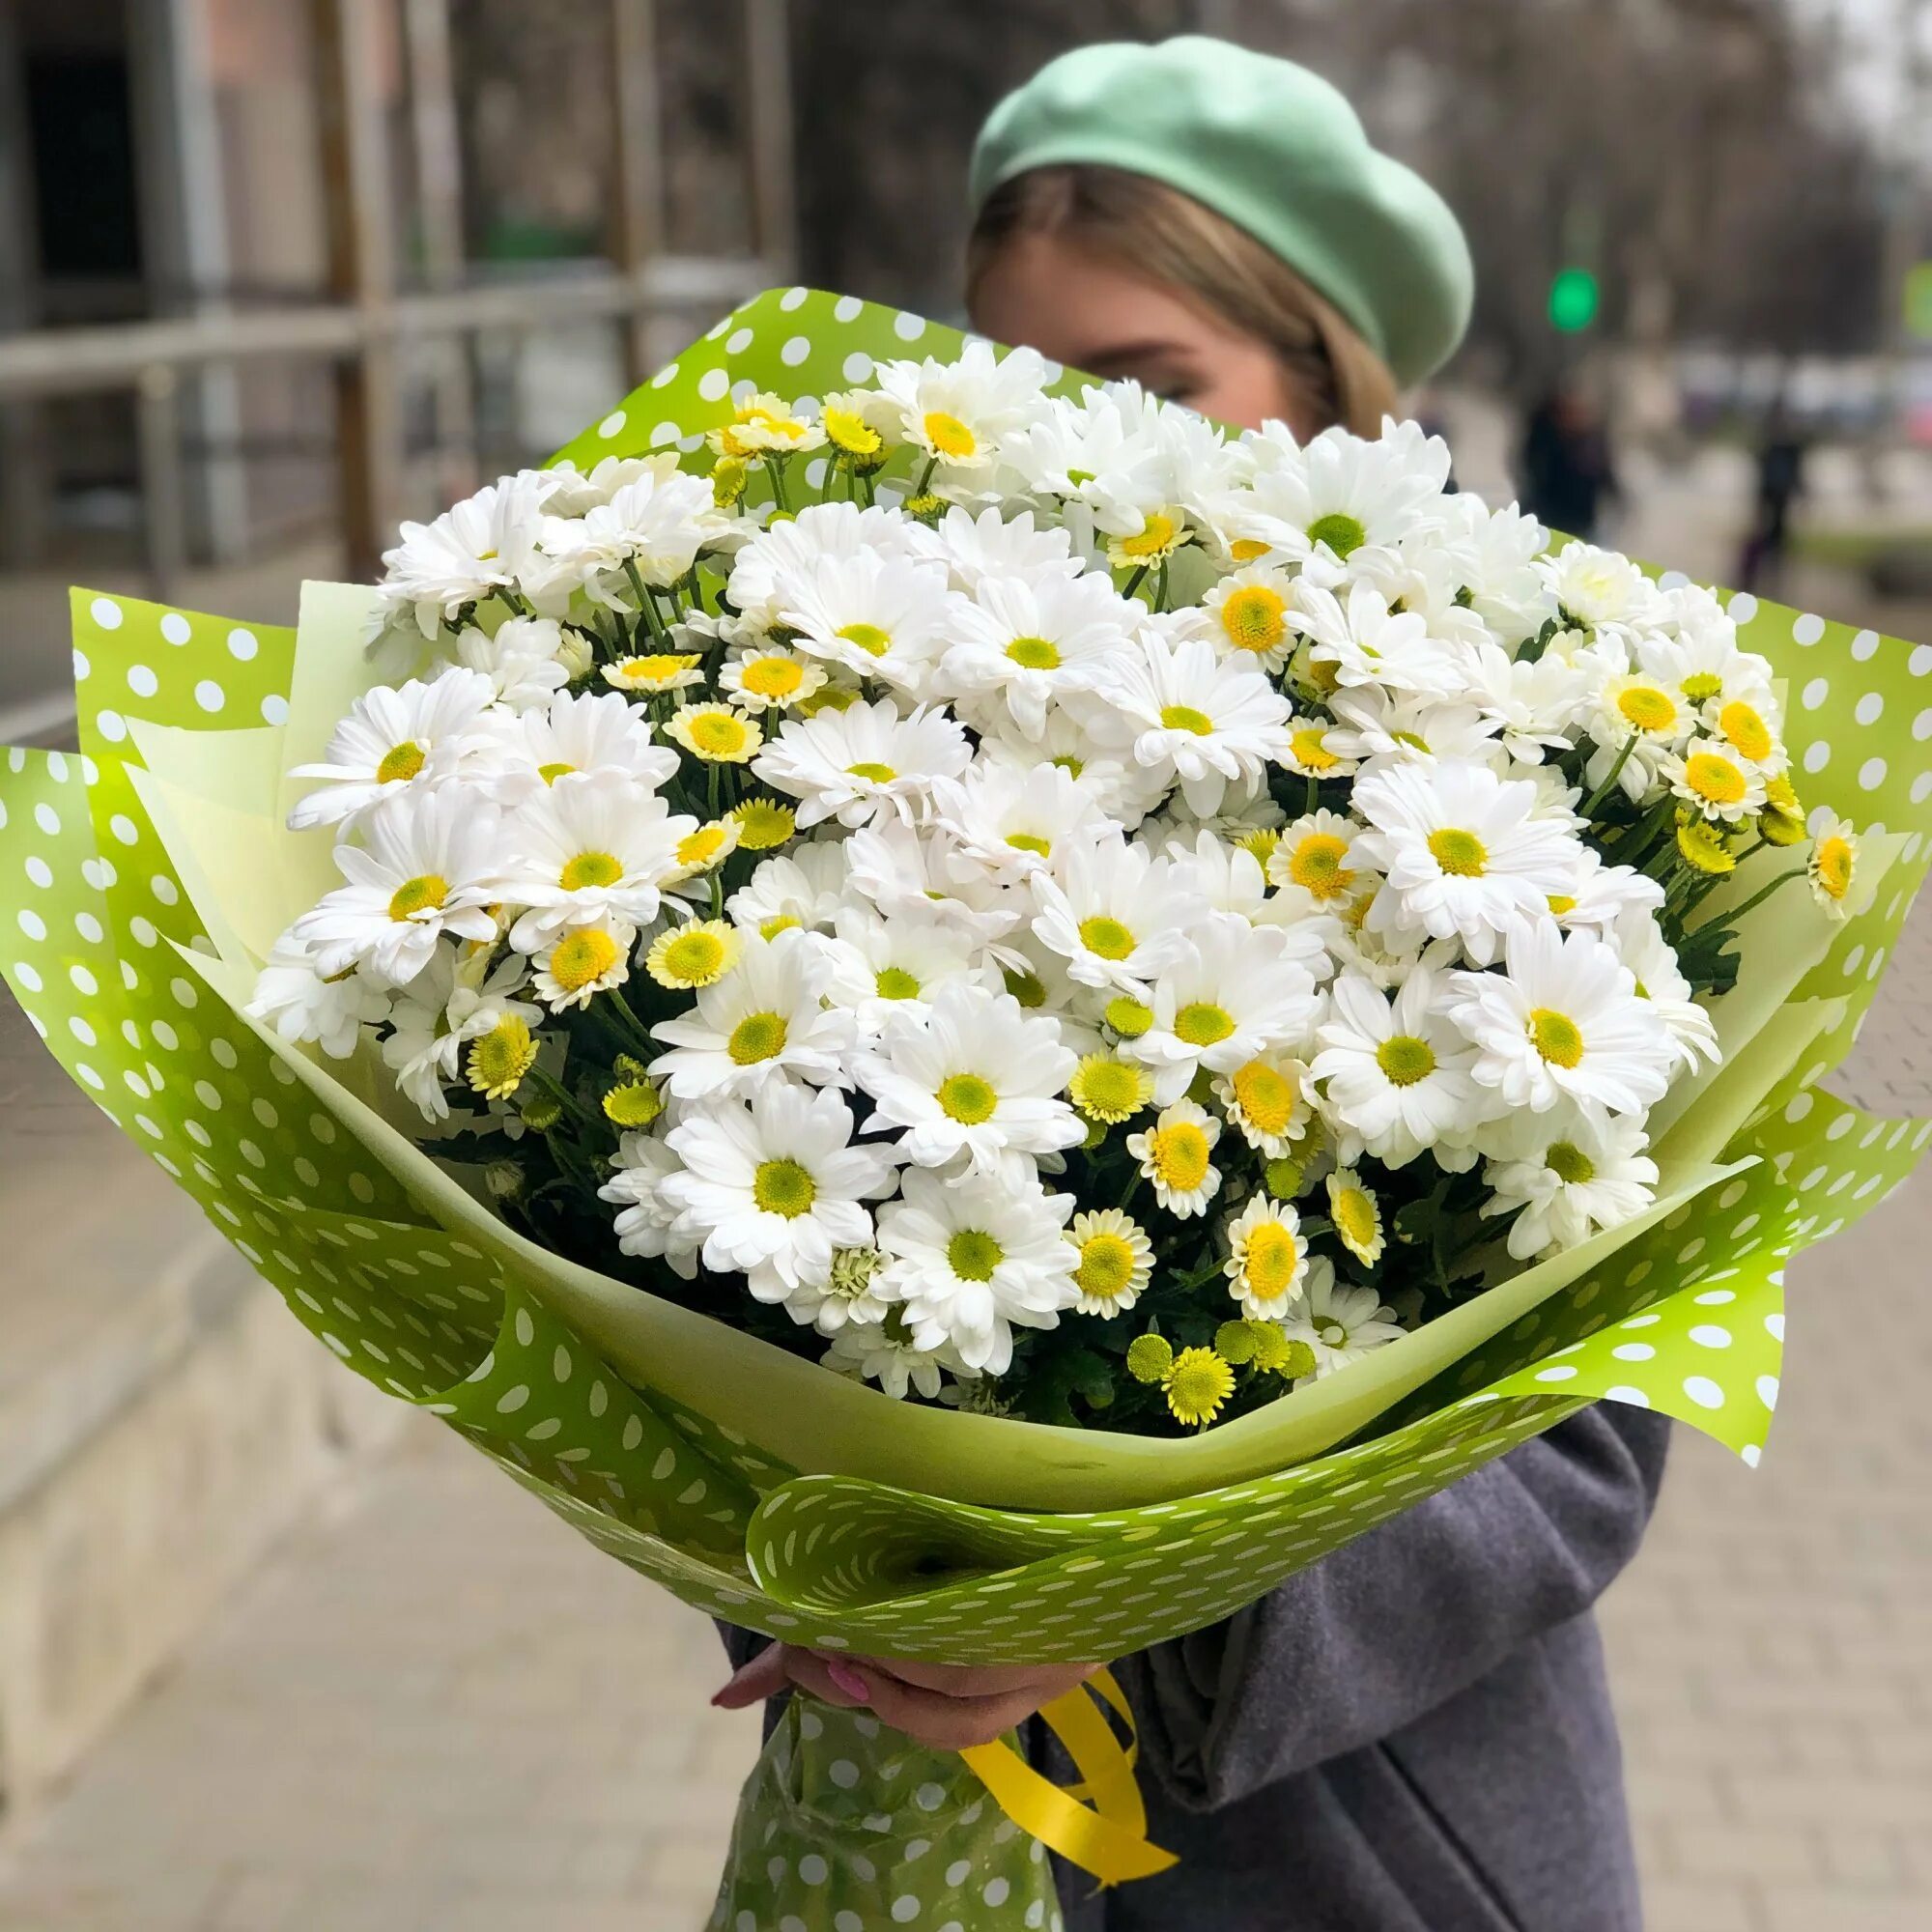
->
728, 1402, 1668, 1931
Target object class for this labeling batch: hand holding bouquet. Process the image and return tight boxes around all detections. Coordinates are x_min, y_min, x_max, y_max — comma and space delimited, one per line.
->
4, 289, 1925, 1925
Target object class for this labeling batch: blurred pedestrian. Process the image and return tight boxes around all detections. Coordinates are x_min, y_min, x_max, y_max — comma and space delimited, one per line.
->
718, 36, 1664, 1932
1738, 402, 1806, 594
1520, 382, 1621, 541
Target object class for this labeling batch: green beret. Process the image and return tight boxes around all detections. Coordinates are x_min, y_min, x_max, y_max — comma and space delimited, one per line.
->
969, 37, 1474, 386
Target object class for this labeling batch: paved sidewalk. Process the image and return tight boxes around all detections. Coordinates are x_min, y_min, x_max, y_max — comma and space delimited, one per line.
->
0, 913, 1925, 1932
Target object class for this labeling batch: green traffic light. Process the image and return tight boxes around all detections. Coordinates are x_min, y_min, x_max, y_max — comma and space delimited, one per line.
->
1548, 267, 1600, 332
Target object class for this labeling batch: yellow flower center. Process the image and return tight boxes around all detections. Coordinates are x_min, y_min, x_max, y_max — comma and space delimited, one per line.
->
1232, 1060, 1295, 1134
1163, 1346, 1235, 1426
1219, 583, 1287, 653
387, 873, 448, 922
1548, 895, 1577, 916
622, 653, 699, 686
1815, 836, 1853, 899
1105, 995, 1153, 1037
687, 711, 751, 757
1288, 834, 1353, 899
727, 1011, 788, 1065
824, 406, 882, 456
743, 656, 804, 698
1547, 1141, 1596, 1184
923, 411, 978, 460
1159, 703, 1214, 736
1119, 511, 1179, 560
467, 1017, 536, 1099
1174, 1001, 1236, 1047
874, 964, 921, 1001
1616, 684, 1678, 734
1681, 670, 1724, 703
1005, 831, 1052, 857
835, 621, 891, 658
1684, 751, 1747, 807
1306, 511, 1367, 558
1073, 1056, 1147, 1122
603, 1081, 662, 1128
537, 761, 576, 784
548, 927, 621, 993
378, 740, 426, 784
1718, 700, 1773, 763
676, 825, 729, 868
660, 927, 728, 984
1244, 1221, 1302, 1298
1676, 820, 1735, 874
1229, 538, 1269, 562
1376, 1034, 1436, 1086
1075, 1233, 1138, 1302
1333, 1185, 1379, 1256
1291, 726, 1339, 772
1005, 636, 1061, 670
1003, 968, 1047, 1009
845, 760, 896, 783
560, 850, 624, 892
1427, 827, 1489, 877
1079, 915, 1137, 961
937, 1071, 999, 1124
760, 914, 801, 940
1528, 1007, 1584, 1068
1151, 1122, 1210, 1193
947, 1228, 1004, 1280
731, 800, 795, 849
752, 1157, 816, 1217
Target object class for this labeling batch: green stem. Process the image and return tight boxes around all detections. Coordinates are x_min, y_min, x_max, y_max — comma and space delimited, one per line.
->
1153, 559, 1171, 613
622, 558, 663, 644
1118, 1168, 1143, 1213
1579, 733, 1639, 818
914, 454, 938, 497
1120, 563, 1150, 603
764, 455, 793, 514
1690, 866, 1802, 934
1304, 772, 1320, 816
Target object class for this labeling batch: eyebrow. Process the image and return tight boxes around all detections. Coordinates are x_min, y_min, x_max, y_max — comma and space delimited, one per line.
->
1077, 339, 1193, 372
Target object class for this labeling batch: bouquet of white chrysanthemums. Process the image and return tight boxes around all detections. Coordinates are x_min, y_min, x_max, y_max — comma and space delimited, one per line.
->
248, 341, 1858, 1438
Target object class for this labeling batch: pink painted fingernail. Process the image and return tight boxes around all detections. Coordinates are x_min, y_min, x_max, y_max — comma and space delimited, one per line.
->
822, 1658, 871, 1702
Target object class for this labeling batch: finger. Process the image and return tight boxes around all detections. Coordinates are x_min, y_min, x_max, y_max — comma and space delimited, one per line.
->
710, 1642, 791, 1710
781, 1648, 874, 1710
854, 1672, 1050, 1753
871, 1657, 1099, 1702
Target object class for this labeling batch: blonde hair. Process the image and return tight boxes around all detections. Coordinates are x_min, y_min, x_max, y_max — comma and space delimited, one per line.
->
966, 163, 1399, 439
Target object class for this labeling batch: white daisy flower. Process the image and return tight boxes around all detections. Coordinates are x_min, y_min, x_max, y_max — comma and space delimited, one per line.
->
292, 787, 500, 986
288, 669, 497, 831
1280, 1268, 1403, 1378
660, 1081, 897, 1314
474, 689, 678, 804
1028, 833, 1206, 995
379, 473, 546, 636
871, 337, 1051, 477
1353, 760, 1579, 968
719, 644, 828, 714
1807, 810, 1861, 922
874, 1164, 1078, 1376
938, 570, 1141, 739
448, 616, 573, 713
1459, 639, 1593, 764
1326, 1168, 1385, 1266
1433, 495, 1554, 644
997, 382, 1166, 520
1101, 631, 1293, 818
1311, 963, 1491, 1168
1481, 1110, 1660, 1261
707, 387, 827, 460
541, 468, 729, 599
973, 709, 1169, 825
1232, 418, 1451, 571
1286, 579, 1462, 698
930, 760, 1112, 888
1444, 917, 1676, 1122
778, 548, 956, 693
1540, 541, 1661, 632
753, 698, 972, 830
1586, 661, 1696, 800
1202, 562, 1298, 671
1267, 809, 1373, 920
246, 931, 392, 1058
1124, 914, 1322, 1106
1640, 628, 1773, 723
535, 451, 677, 517
532, 920, 637, 1011
602, 651, 705, 698
1065, 1208, 1154, 1316
725, 841, 851, 939
382, 947, 538, 1122
493, 770, 694, 951
1703, 690, 1787, 779
1663, 737, 1768, 825
1551, 846, 1665, 936
1213, 1050, 1313, 1158
725, 501, 926, 632
822, 905, 994, 1037
665, 701, 762, 766
1222, 1193, 1312, 1321
909, 503, 1083, 594
1321, 689, 1502, 777
1124, 1098, 1224, 1218
649, 927, 857, 1098
1279, 714, 1360, 782
851, 980, 1081, 1182
821, 1309, 959, 1401
842, 817, 1021, 951
599, 1130, 699, 1277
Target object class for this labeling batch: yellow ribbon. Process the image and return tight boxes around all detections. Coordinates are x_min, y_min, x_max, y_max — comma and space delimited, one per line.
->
957, 1667, 1179, 1888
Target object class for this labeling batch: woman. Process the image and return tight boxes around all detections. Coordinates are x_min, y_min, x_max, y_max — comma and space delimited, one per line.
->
716, 40, 1667, 1931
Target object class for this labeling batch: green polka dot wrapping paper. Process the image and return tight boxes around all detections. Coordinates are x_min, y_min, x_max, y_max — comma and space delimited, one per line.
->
4, 288, 1929, 1926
